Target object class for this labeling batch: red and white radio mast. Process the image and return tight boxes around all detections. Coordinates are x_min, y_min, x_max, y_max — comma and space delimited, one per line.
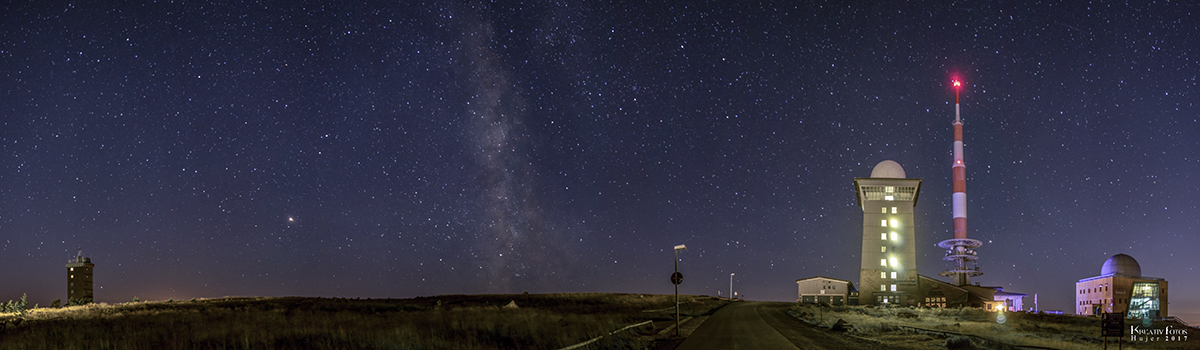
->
938, 78, 984, 286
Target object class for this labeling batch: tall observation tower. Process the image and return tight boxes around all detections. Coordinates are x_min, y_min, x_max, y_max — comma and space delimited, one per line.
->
938, 79, 984, 286
66, 249, 95, 303
855, 160, 922, 305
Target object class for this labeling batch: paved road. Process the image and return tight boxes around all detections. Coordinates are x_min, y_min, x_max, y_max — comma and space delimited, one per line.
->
675, 302, 800, 350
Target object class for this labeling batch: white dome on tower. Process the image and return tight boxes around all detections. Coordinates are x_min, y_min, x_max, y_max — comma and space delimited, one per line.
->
870, 160, 906, 178
1101, 254, 1141, 277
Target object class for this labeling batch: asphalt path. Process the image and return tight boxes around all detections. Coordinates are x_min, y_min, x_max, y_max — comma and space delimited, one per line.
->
675, 302, 800, 350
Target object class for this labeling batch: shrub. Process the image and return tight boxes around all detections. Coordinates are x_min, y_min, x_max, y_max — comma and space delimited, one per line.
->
51, 299, 61, 308
946, 336, 973, 349
1, 294, 29, 316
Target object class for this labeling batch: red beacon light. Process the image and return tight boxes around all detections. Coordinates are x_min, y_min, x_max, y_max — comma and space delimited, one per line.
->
951, 79, 963, 104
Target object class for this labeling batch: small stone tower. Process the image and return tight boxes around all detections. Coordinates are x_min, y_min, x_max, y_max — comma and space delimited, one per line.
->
66, 249, 95, 303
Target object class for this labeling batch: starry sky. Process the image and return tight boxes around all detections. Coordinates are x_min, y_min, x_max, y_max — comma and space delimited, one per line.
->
2, 1, 1197, 323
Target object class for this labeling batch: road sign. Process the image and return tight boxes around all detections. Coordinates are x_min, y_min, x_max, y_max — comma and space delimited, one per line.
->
1102, 312, 1124, 337
670, 272, 683, 285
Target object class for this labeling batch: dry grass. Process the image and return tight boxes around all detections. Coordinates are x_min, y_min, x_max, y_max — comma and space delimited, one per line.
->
790, 304, 1199, 350
0, 294, 727, 350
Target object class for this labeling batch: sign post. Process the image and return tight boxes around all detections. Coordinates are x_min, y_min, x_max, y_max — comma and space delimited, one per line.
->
672, 245, 687, 337
1102, 312, 1124, 350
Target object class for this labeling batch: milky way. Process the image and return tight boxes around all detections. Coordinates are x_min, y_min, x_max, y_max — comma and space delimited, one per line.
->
460, 2, 572, 291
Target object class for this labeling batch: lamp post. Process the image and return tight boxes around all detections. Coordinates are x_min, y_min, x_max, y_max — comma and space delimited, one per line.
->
676, 244, 686, 338
729, 273, 735, 301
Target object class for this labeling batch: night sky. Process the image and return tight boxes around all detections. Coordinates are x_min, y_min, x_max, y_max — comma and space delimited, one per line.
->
2, 2, 1197, 323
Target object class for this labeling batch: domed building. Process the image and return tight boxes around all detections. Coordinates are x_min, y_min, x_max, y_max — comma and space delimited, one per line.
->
852, 160, 922, 305
1076, 254, 1168, 318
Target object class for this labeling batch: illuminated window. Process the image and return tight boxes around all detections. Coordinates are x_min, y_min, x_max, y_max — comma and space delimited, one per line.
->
890, 219, 898, 228
881, 246, 886, 253
889, 257, 899, 268
891, 207, 897, 214
885, 195, 894, 201
881, 259, 887, 267
885, 186, 895, 193
891, 285, 897, 292
891, 272, 897, 279
880, 285, 886, 291
882, 207, 887, 214
882, 233, 887, 240
70, 268, 74, 272
881, 272, 886, 279
890, 232, 898, 241
881, 220, 888, 227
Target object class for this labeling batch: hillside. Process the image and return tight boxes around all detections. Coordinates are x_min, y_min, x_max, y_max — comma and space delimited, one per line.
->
4, 295, 1194, 349
0, 294, 727, 350
789, 303, 1198, 350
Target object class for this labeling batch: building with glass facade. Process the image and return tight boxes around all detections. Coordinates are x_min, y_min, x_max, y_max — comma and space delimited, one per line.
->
1076, 254, 1168, 319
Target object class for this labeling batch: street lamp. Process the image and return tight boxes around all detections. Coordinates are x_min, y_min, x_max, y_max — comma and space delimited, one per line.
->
672, 244, 687, 337
729, 273, 735, 301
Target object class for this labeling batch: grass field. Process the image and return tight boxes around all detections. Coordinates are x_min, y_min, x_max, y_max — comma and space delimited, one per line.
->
0, 294, 728, 350
790, 303, 1199, 350
15, 296, 1190, 349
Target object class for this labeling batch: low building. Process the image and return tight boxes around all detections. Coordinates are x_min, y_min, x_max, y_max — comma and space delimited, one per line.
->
914, 274, 1018, 310
993, 288, 1028, 311
1076, 254, 1168, 318
795, 276, 855, 305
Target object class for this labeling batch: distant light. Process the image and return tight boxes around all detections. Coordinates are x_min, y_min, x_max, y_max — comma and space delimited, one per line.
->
674, 244, 687, 250
953, 80, 962, 87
